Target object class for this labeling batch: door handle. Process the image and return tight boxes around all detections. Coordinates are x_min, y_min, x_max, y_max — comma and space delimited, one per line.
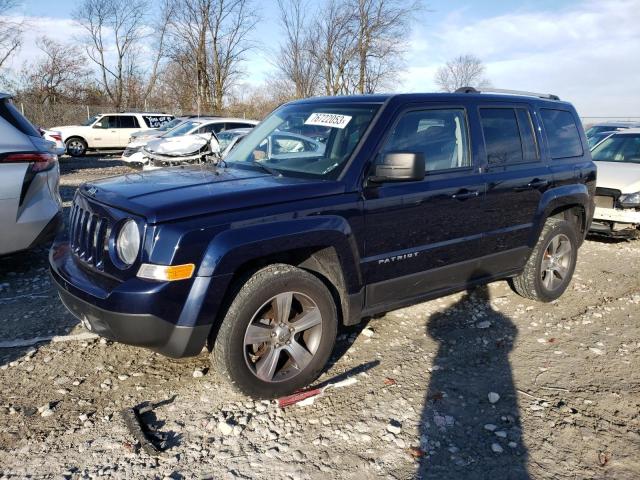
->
528, 179, 549, 189
514, 179, 549, 191
451, 190, 479, 200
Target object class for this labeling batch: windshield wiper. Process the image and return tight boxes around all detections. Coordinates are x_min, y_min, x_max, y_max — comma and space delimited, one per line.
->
251, 160, 281, 176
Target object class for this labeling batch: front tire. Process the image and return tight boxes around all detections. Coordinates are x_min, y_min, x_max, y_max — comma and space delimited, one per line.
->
65, 137, 87, 157
510, 217, 578, 302
212, 264, 338, 399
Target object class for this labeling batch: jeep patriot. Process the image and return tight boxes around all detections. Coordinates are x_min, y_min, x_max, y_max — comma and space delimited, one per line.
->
50, 88, 596, 398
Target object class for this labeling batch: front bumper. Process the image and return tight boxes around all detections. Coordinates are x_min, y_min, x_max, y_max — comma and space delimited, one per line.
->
54, 280, 211, 357
49, 240, 222, 358
593, 206, 640, 224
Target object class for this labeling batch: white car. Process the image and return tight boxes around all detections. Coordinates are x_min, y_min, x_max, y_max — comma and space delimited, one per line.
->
40, 128, 65, 156
122, 117, 258, 168
590, 128, 640, 237
51, 112, 174, 157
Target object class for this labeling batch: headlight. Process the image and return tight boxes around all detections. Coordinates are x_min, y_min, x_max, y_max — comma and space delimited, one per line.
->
619, 192, 640, 208
116, 219, 140, 266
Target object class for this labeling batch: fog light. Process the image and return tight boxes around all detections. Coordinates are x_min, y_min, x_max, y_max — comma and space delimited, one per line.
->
137, 263, 195, 281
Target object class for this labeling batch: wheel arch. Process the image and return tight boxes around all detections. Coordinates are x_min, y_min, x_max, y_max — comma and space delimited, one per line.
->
197, 217, 365, 348
532, 184, 590, 247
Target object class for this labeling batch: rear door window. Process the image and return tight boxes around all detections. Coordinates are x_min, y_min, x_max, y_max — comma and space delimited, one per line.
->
0, 99, 40, 137
196, 123, 222, 134
117, 116, 140, 129
480, 107, 539, 165
540, 109, 583, 158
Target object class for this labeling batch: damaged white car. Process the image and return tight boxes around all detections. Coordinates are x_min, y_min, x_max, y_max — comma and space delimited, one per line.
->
122, 117, 258, 168
590, 128, 640, 238
142, 133, 221, 171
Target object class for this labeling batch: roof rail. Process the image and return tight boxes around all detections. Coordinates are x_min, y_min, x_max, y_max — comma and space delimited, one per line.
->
455, 86, 560, 101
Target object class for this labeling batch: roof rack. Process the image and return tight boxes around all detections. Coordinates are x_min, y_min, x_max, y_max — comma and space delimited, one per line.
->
455, 86, 560, 101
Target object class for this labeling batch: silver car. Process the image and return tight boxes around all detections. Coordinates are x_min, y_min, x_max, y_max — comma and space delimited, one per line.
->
0, 93, 62, 256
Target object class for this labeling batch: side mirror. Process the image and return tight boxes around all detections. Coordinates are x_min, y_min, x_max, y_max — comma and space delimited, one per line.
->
369, 152, 425, 183
93, 121, 105, 129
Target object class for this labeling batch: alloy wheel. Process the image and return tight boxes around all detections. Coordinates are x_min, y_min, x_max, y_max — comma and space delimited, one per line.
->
540, 233, 572, 291
243, 291, 323, 383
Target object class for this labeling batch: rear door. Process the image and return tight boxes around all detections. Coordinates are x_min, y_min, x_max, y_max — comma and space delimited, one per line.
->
116, 115, 143, 146
362, 105, 487, 310
480, 104, 551, 269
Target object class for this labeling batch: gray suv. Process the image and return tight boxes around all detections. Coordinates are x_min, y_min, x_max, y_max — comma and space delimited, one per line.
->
0, 93, 62, 256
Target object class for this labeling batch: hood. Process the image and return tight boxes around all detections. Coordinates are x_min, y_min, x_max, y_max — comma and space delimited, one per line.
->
145, 134, 217, 157
594, 161, 640, 193
80, 166, 344, 223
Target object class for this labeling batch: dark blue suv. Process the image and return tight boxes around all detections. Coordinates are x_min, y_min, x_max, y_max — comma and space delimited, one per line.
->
50, 89, 596, 398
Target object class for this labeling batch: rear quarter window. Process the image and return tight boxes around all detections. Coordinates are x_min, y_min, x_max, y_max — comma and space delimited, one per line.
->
0, 99, 41, 137
540, 109, 584, 158
142, 115, 174, 128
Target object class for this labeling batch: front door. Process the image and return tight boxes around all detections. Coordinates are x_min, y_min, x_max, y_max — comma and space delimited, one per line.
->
362, 106, 487, 310
89, 115, 120, 148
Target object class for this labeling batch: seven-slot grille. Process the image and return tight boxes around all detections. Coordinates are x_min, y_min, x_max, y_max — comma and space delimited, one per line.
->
69, 202, 110, 269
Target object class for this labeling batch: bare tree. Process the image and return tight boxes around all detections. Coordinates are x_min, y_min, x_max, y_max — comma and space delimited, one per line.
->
310, 0, 356, 96
209, 0, 258, 110
141, 0, 176, 105
20, 37, 90, 104
350, 0, 420, 94
0, 0, 22, 70
435, 54, 491, 92
74, 0, 149, 109
275, 0, 319, 98
168, 0, 213, 112
166, 0, 257, 112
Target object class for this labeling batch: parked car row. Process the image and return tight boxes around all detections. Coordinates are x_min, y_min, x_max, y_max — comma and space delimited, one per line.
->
121, 117, 258, 169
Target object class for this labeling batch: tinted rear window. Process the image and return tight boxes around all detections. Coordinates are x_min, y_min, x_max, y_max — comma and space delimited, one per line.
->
142, 115, 174, 128
540, 109, 583, 158
0, 99, 40, 137
118, 116, 140, 128
480, 108, 523, 165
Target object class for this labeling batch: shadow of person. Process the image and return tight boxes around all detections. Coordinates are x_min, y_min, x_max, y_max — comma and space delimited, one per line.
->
417, 281, 529, 479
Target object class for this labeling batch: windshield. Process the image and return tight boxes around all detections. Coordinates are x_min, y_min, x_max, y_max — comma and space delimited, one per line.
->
161, 120, 202, 138
225, 103, 379, 179
82, 115, 99, 126
217, 130, 246, 150
592, 134, 640, 164
158, 117, 182, 132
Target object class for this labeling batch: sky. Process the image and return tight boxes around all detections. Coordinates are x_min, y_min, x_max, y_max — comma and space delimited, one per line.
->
6, 0, 640, 118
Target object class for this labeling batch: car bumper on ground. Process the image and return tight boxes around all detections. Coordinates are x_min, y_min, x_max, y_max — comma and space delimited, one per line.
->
49, 240, 214, 358
591, 206, 640, 237
593, 206, 640, 224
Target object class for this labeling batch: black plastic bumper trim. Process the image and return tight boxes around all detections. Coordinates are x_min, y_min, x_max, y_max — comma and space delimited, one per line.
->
53, 275, 210, 358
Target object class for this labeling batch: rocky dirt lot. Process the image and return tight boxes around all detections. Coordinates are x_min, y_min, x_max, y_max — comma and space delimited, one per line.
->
1, 156, 639, 479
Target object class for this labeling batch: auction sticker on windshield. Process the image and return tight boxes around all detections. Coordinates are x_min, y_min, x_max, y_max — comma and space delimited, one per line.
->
305, 113, 352, 129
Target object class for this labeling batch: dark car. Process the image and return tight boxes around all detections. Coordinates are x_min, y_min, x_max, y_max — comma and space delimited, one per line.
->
50, 88, 596, 398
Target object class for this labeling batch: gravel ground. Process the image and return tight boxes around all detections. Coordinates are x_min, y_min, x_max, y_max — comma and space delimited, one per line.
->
1, 155, 639, 479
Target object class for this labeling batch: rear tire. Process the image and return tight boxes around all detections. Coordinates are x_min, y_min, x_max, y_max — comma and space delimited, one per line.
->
212, 264, 338, 399
510, 217, 578, 302
66, 137, 87, 157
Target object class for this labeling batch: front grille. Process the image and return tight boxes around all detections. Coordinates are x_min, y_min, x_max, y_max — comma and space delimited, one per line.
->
595, 195, 614, 209
69, 202, 110, 269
